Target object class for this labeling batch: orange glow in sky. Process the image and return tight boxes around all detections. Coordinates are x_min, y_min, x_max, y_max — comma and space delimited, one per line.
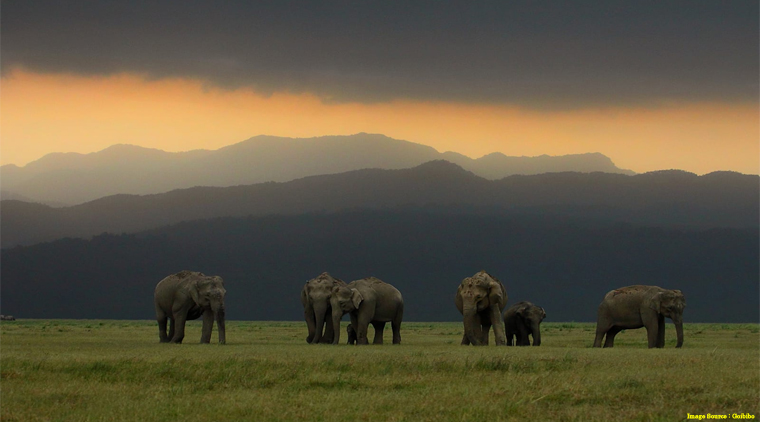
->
1, 69, 758, 174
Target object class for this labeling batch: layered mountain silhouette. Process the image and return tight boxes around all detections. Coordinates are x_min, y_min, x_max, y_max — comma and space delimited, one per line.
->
0, 133, 633, 205
2, 161, 756, 248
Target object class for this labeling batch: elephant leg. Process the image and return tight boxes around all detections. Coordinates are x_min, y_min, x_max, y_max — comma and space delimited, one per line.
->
355, 313, 372, 345
156, 309, 169, 343
461, 333, 471, 345
593, 320, 611, 348
516, 322, 529, 346
481, 322, 491, 345
489, 306, 507, 346
168, 318, 175, 341
656, 315, 666, 348
170, 312, 187, 344
323, 310, 336, 344
505, 323, 515, 346
304, 306, 317, 344
643, 312, 659, 349
391, 309, 402, 345
372, 321, 385, 345
316, 319, 330, 344
200, 309, 214, 344
603, 326, 622, 348
349, 313, 369, 345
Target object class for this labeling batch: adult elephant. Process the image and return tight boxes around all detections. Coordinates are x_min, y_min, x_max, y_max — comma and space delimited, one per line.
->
455, 270, 508, 346
593, 285, 685, 348
330, 277, 404, 345
301, 272, 346, 344
503, 301, 546, 346
154, 270, 226, 344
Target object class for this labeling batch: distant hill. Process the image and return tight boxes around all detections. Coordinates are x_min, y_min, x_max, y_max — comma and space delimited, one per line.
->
1, 210, 757, 323
0, 133, 633, 205
1, 161, 756, 248
0, 190, 68, 208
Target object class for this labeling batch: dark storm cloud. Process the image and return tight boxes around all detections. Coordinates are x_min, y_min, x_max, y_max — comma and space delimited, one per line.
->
2, 1, 757, 108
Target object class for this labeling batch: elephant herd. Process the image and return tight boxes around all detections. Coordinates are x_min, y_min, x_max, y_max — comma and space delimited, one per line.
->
153, 270, 686, 349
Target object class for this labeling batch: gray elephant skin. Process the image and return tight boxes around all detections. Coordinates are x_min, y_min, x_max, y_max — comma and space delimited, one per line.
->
455, 270, 508, 346
154, 270, 227, 344
330, 277, 404, 345
593, 285, 685, 348
504, 301, 545, 346
301, 272, 346, 344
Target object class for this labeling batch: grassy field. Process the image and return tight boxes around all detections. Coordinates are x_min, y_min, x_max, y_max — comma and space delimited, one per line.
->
1, 320, 758, 421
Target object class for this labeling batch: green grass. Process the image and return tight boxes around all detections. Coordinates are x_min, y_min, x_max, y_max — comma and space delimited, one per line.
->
2, 320, 758, 421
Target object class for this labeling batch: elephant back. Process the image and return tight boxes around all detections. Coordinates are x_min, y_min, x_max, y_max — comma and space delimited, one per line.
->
155, 270, 205, 291
349, 277, 403, 303
602, 285, 671, 304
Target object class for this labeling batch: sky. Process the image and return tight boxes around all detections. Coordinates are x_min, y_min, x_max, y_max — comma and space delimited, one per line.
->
1, 1, 758, 174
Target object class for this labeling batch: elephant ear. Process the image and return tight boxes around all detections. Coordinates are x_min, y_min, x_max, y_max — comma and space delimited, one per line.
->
189, 278, 203, 306
516, 303, 530, 316
660, 290, 683, 309
351, 288, 364, 309
540, 307, 546, 319
648, 291, 670, 313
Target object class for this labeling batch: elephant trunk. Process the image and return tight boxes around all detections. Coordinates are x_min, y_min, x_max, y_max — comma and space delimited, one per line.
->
214, 307, 226, 345
331, 308, 343, 345
674, 318, 683, 348
304, 301, 316, 344
463, 306, 483, 346
312, 302, 328, 344
530, 321, 541, 346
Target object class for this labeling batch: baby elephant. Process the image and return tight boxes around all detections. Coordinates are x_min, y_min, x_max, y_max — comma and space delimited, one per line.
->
346, 324, 357, 345
503, 301, 546, 346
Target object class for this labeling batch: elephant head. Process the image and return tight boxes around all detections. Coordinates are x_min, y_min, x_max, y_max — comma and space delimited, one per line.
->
189, 275, 226, 344
302, 272, 345, 344
329, 283, 363, 344
514, 303, 546, 346
649, 289, 686, 348
456, 271, 507, 346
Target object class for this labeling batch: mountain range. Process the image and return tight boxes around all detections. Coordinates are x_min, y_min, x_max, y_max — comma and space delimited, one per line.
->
0, 133, 633, 205
1, 133, 756, 324
1, 160, 756, 248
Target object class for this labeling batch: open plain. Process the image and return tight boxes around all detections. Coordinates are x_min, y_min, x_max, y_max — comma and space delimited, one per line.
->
1, 320, 758, 421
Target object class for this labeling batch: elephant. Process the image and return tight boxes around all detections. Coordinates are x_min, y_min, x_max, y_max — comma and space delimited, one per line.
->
455, 270, 508, 346
301, 272, 346, 344
329, 277, 404, 345
593, 285, 685, 348
503, 301, 545, 346
0, 315, 16, 321
346, 323, 357, 345
154, 270, 226, 344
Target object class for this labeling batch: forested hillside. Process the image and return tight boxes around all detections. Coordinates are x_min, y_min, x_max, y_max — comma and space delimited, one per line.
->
3, 210, 756, 322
